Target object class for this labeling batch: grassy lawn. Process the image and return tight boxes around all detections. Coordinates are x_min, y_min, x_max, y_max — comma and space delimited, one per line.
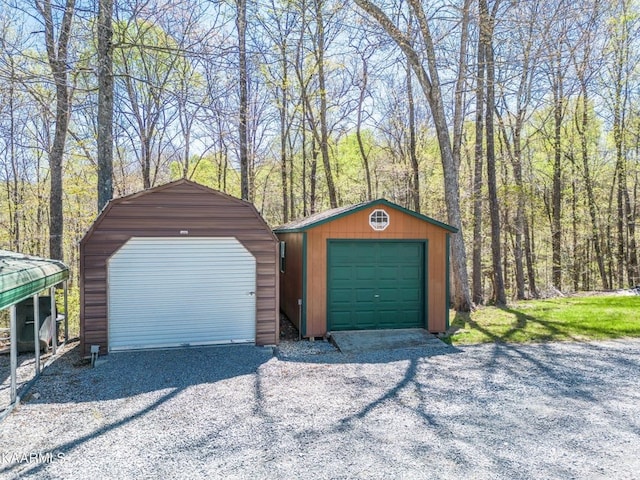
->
445, 295, 640, 345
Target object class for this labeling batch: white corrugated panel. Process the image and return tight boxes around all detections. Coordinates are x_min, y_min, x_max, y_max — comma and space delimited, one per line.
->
108, 237, 256, 351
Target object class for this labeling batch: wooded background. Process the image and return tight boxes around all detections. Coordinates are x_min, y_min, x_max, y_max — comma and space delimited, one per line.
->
0, 0, 638, 308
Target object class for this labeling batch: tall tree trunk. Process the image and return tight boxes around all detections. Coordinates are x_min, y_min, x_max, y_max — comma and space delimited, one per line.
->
4, 53, 21, 251
141, 136, 151, 189
608, 0, 638, 287
613, 75, 625, 287
302, 101, 308, 216
37, 0, 76, 261
578, 82, 609, 289
289, 132, 295, 219
314, 0, 337, 208
551, 49, 564, 290
523, 215, 538, 298
512, 128, 526, 298
472, 25, 485, 305
97, 0, 114, 212
356, 52, 373, 201
237, 0, 250, 201
296, 2, 308, 217
406, 59, 420, 212
606, 179, 616, 288
280, 45, 289, 223
310, 135, 318, 214
451, 0, 472, 171
481, 0, 505, 305
570, 155, 579, 291
624, 186, 638, 285
615, 169, 625, 286
180, 112, 193, 179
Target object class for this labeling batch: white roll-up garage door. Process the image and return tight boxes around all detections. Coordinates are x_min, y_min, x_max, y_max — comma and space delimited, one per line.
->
108, 237, 256, 351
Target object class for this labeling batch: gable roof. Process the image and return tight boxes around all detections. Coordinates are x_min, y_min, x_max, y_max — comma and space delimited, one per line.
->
98, 178, 248, 211
274, 199, 457, 233
80, 178, 275, 245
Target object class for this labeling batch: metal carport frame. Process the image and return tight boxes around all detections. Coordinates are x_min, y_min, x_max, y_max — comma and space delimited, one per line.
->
0, 250, 69, 418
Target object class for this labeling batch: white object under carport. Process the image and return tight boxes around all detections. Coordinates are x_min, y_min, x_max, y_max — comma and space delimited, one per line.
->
108, 237, 257, 351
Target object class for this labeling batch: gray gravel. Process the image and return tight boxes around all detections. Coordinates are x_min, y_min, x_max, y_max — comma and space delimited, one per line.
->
0, 345, 65, 412
0, 338, 639, 479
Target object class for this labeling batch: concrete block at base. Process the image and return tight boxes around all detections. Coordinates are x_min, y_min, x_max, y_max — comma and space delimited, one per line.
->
329, 328, 450, 354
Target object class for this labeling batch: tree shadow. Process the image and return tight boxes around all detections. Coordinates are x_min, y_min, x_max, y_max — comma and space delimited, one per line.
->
22, 343, 273, 403
449, 309, 640, 409
450, 307, 574, 344
1, 387, 184, 477
0, 343, 273, 477
292, 336, 640, 476
2, 334, 638, 478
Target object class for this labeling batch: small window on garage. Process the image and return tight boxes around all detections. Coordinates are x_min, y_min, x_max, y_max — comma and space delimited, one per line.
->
369, 209, 390, 231
280, 241, 286, 272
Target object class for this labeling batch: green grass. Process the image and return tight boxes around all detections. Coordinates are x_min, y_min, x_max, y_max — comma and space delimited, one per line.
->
445, 295, 640, 345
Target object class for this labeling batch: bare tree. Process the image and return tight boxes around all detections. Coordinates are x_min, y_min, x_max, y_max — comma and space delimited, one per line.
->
255, 0, 300, 221
114, 8, 186, 189
405, 14, 420, 213
35, 0, 76, 260
354, 42, 375, 202
481, 0, 506, 305
0, 22, 26, 251
236, 0, 250, 200
604, 0, 640, 287
354, 0, 473, 311
571, 0, 609, 289
471, 1, 485, 304
97, 0, 114, 211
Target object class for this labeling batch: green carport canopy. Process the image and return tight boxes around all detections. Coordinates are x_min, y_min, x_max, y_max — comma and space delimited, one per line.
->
0, 250, 69, 311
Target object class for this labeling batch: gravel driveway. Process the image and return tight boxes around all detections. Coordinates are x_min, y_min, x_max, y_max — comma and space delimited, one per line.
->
0, 338, 639, 479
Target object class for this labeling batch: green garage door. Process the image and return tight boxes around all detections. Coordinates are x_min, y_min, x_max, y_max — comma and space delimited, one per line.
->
327, 241, 425, 331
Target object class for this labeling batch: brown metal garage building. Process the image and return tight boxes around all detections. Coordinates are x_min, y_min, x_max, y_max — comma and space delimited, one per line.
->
275, 199, 456, 339
80, 179, 279, 357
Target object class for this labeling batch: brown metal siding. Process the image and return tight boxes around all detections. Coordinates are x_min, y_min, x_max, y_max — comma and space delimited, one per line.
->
302, 205, 449, 337
277, 232, 304, 331
80, 180, 279, 357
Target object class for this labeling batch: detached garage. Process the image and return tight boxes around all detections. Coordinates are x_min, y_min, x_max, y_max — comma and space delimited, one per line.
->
275, 200, 456, 338
80, 179, 279, 357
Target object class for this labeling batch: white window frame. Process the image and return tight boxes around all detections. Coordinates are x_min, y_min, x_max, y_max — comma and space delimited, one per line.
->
369, 209, 390, 231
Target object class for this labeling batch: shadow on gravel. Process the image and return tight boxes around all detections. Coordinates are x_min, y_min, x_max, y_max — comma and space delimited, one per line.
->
34, 343, 273, 403
450, 310, 626, 401
0, 343, 273, 478
333, 355, 443, 426
289, 338, 640, 478
450, 310, 640, 397
3, 335, 639, 479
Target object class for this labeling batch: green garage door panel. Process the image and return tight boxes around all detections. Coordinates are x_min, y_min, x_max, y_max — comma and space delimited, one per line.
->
328, 241, 425, 331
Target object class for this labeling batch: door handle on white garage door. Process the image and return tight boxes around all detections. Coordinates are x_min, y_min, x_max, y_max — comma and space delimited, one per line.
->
249, 291, 255, 296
